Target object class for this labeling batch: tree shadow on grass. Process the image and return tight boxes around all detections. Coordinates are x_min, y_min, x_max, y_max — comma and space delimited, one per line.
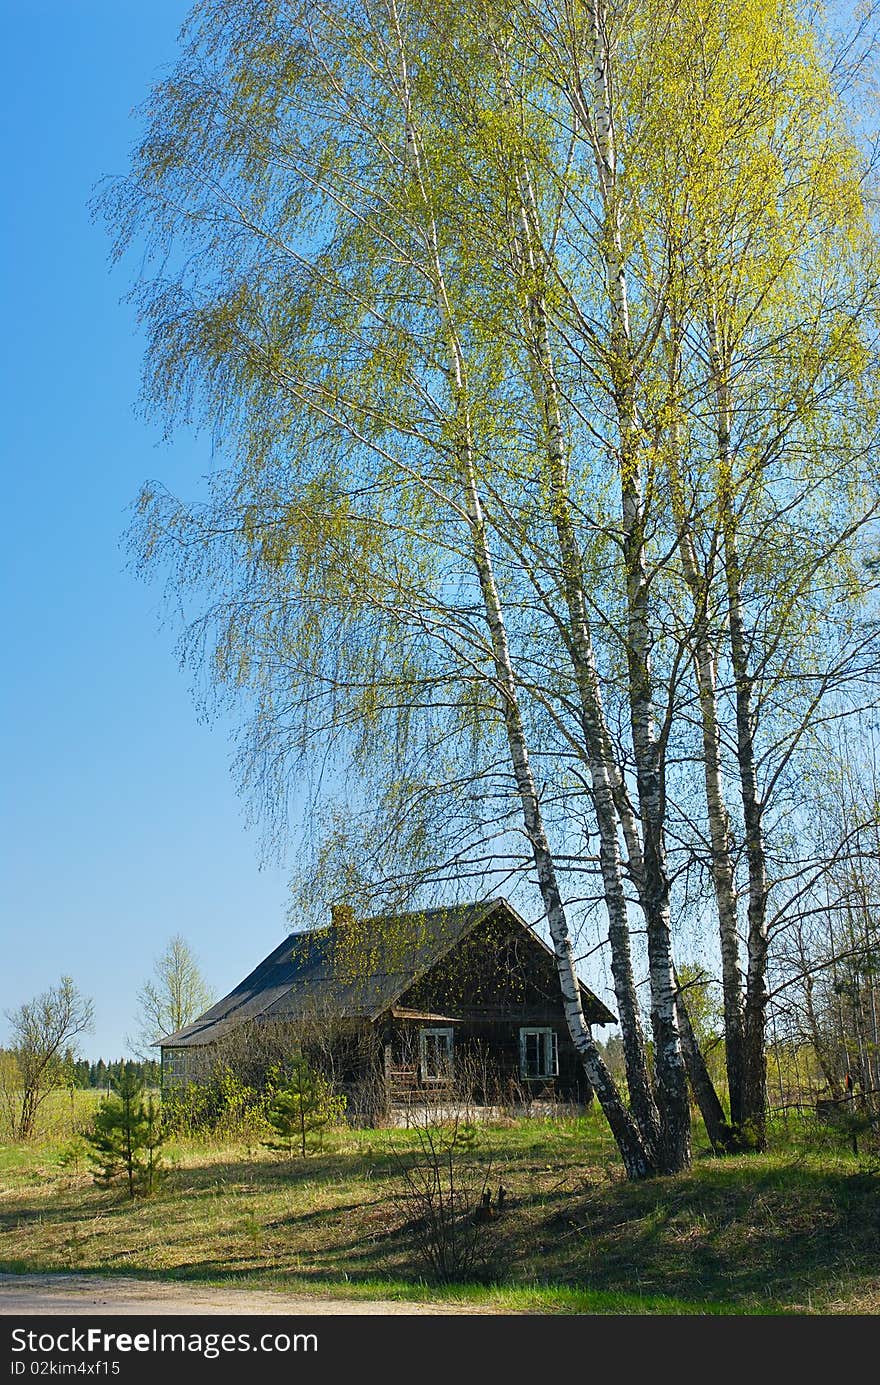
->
3, 1141, 878, 1311
501, 1161, 880, 1309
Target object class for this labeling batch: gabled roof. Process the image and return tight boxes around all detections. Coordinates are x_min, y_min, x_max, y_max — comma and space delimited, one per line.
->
157, 897, 616, 1048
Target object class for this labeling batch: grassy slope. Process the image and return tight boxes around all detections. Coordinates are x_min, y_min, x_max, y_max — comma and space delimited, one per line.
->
0, 1108, 878, 1315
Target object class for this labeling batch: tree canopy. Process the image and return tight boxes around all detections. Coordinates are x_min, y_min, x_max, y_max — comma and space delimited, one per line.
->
98, 0, 880, 1176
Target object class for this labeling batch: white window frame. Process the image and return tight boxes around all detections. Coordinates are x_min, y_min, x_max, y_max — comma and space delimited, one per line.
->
163, 1049, 189, 1083
419, 1027, 454, 1083
519, 1027, 559, 1081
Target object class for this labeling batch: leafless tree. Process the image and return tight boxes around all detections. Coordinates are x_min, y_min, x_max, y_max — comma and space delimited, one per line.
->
4, 977, 94, 1140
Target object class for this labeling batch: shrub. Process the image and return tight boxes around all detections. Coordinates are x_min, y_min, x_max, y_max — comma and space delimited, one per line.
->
161, 1065, 270, 1142
390, 1105, 498, 1283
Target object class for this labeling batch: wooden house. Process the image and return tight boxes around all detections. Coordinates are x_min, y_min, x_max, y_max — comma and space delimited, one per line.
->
157, 897, 616, 1119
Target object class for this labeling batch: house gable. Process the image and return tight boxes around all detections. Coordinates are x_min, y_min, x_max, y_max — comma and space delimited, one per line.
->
396, 902, 613, 1027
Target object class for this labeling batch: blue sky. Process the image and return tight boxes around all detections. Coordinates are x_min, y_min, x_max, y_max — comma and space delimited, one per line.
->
0, 2, 293, 1059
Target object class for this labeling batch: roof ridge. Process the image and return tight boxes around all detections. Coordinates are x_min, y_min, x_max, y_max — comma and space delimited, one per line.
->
360, 896, 507, 924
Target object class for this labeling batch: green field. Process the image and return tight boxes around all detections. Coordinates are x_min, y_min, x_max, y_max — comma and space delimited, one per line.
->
1, 1095, 878, 1315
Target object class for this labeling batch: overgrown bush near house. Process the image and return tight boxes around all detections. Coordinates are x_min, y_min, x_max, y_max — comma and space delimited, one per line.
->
159, 1079, 214, 1136
210, 1066, 274, 1143
161, 1064, 271, 1142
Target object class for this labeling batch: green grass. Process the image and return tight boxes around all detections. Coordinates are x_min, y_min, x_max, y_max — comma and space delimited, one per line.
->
1, 1104, 878, 1315
0, 1087, 106, 1147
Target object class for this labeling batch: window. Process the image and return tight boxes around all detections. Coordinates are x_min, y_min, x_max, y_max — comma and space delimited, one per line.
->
163, 1049, 189, 1084
519, 1028, 559, 1080
419, 1027, 454, 1082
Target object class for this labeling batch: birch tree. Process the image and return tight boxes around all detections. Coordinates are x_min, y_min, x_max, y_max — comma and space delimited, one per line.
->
102, 0, 658, 1175
131, 935, 215, 1056
96, 0, 880, 1169
647, 0, 880, 1141
504, 0, 880, 1146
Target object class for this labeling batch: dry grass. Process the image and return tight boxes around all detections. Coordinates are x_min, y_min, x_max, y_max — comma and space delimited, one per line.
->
1, 1105, 878, 1314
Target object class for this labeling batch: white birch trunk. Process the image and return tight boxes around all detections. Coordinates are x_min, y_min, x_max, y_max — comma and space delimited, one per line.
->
665, 387, 746, 1130
505, 135, 661, 1160
390, 1, 655, 1177
706, 302, 769, 1141
673, 971, 732, 1153
581, 0, 690, 1172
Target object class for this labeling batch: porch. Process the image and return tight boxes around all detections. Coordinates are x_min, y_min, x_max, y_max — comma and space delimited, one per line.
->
376, 1006, 577, 1114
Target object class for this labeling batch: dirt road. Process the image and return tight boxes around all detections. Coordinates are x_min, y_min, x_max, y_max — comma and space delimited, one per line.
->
0, 1273, 495, 1316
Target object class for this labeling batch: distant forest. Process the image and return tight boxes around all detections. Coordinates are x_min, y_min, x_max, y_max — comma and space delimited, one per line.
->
72, 1058, 161, 1089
